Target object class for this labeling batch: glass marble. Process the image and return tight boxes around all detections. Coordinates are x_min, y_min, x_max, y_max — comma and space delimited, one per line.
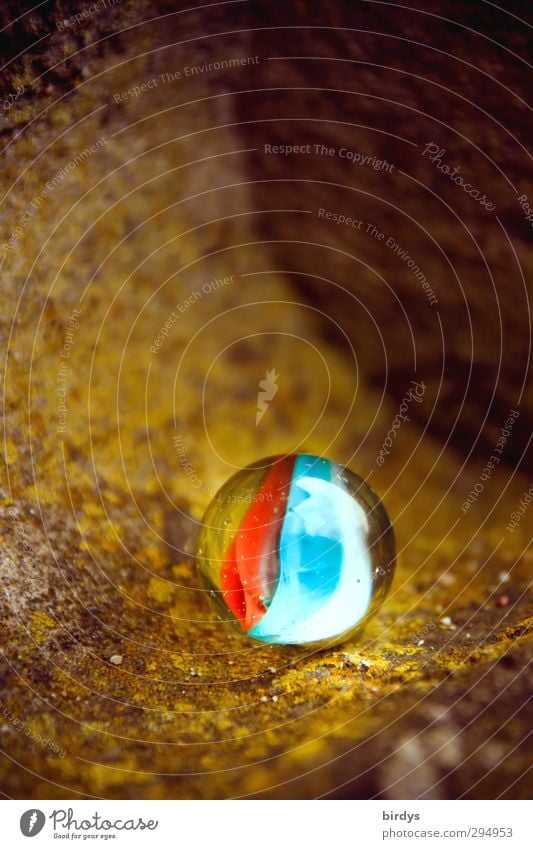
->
196, 454, 395, 647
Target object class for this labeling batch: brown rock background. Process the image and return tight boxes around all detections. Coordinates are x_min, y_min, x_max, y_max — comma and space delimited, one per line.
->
0, 0, 531, 800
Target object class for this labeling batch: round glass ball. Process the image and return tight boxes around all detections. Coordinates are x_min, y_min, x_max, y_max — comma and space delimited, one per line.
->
196, 454, 395, 647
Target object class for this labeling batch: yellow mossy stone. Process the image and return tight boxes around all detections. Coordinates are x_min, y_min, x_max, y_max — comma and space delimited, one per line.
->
30, 612, 57, 645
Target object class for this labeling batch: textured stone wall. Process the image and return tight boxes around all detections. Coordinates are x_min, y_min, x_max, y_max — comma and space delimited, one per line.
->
0, 0, 531, 800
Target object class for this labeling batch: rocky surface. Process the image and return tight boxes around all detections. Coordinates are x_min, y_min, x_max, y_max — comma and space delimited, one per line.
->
0, 0, 531, 799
